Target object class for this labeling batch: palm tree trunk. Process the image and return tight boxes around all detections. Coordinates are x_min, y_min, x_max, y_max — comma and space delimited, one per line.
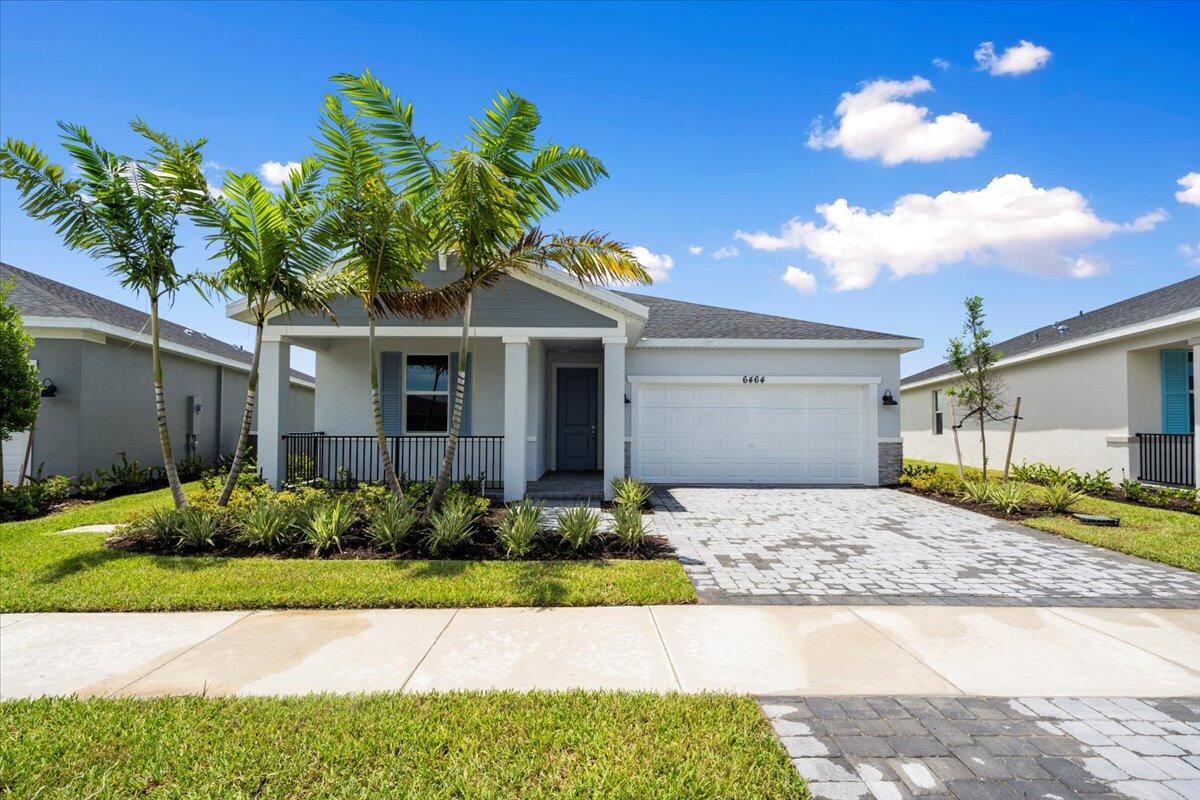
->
427, 291, 472, 513
216, 320, 264, 506
369, 314, 404, 498
151, 295, 187, 508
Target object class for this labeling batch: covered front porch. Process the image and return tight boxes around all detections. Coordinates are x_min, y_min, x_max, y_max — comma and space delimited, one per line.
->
256, 332, 630, 500
1126, 338, 1197, 488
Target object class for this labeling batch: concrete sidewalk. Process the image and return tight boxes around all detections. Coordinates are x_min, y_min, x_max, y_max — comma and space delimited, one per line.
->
2, 606, 1197, 700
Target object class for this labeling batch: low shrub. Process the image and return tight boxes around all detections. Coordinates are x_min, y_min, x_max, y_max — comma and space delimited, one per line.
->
301, 498, 356, 555
1011, 462, 1114, 496
612, 504, 648, 549
0, 474, 74, 522
368, 496, 419, 552
104, 452, 161, 494
611, 477, 651, 510
236, 498, 296, 550
176, 507, 222, 549
900, 463, 938, 480
989, 482, 1032, 514
175, 454, 209, 482
125, 507, 185, 543
1120, 479, 1199, 512
424, 495, 476, 555
958, 480, 992, 506
75, 472, 108, 500
497, 500, 542, 559
904, 470, 964, 496
1042, 481, 1085, 513
557, 506, 601, 551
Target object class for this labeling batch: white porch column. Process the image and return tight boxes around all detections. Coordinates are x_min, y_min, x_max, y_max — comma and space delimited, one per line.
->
503, 337, 529, 501
1192, 340, 1200, 488
603, 336, 627, 499
258, 338, 290, 489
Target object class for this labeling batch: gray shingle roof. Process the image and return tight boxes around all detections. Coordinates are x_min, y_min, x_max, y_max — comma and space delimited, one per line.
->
902, 275, 1200, 386
615, 291, 914, 341
1, 263, 314, 382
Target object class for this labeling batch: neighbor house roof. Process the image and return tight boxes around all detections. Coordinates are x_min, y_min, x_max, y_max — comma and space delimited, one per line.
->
2, 262, 314, 383
614, 291, 915, 342
902, 275, 1200, 387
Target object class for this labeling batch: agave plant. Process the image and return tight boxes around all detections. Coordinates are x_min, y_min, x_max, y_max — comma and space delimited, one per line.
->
423, 495, 476, 555
990, 482, 1032, 514
556, 506, 601, 551
302, 498, 356, 555
368, 495, 420, 552
958, 480, 992, 506
611, 477, 652, 510
1041, 481, 1084, 513
497, 500, 542, 559
611, 504, 648, 550
236, 498, 296, 550
176, 507, 222, 550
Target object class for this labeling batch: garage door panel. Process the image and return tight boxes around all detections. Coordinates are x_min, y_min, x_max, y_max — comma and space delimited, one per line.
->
636, 381, 868, 485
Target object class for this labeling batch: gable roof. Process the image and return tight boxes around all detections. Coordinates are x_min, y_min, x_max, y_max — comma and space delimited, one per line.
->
902, 275, 1200, 386
614, 291, 914, 341
2, 262, 314, 382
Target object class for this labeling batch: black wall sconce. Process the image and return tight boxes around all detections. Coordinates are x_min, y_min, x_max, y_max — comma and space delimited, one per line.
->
40, 378, 57, 398
881, 389, 898, 406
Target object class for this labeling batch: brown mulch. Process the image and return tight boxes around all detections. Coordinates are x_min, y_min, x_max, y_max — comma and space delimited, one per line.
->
895, 485, 1054, 522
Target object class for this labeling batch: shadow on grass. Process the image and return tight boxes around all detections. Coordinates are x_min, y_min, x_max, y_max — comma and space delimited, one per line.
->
402, 558, 606, 606
34, 546, 223, 585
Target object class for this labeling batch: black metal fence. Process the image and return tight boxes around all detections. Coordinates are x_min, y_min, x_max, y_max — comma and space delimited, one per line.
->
1136, 433, 1194, 488
282, 432, 504, 490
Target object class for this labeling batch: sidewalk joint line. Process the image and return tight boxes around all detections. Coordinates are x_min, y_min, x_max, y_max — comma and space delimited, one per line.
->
106, 610, 256, 698
1043, 607, 1200, 673
400, 608, 458, 693
648, 606, 683, 691
848, 606, 969, 696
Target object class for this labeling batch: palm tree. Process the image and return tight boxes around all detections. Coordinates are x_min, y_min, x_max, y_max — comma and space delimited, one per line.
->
315, 96, 466, 499
0, 121, 207, 508
179, 160, 340, 505
335, 74, 652, 511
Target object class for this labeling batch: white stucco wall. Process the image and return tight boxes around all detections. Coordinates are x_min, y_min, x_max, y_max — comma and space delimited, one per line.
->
900, 324, 1199, 479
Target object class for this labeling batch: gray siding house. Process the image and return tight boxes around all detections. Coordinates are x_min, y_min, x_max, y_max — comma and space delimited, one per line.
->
231, 263, 921, 499
2, 263, 315, 482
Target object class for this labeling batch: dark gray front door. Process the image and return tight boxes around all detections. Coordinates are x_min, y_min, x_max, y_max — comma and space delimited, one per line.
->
556, 368, 598, 470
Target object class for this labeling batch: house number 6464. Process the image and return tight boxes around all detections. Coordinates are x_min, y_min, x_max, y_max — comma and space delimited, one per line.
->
742, 375, 766, 384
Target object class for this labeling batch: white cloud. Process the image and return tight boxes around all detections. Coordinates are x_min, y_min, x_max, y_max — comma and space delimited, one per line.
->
807, 77, 989, 165
712, 245, 739, 260
258, 160, 301, 187
1176, 172, 1200, 206
974, 40, 1052, 76
688, 245, 704, 255
932, 58, 951, 71
1179, 244, 1200, 267
734, 174, 1165, 291
781, 266, 817, 294
630, 246, 674, 283
1067, 256, 1108, 278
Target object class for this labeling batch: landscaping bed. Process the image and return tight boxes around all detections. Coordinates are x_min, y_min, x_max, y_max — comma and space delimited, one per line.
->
0, 691, 805, 799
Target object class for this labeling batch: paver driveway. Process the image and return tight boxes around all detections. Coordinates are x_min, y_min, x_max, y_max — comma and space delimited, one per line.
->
655, 487, 1200, 607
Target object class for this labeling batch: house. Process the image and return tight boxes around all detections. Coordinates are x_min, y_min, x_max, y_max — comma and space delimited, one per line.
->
900, 276, 1200, 488
232, 264, 921, 500
1, 263, 315, 482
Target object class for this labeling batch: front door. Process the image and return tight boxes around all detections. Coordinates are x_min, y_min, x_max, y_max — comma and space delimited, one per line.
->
556, 368, 598, 470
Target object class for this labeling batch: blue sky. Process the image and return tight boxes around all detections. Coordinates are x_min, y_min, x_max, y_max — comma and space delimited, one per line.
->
1, 0, 1197, 375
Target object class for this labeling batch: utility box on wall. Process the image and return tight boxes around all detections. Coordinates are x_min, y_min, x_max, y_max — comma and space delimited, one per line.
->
186, 395, 203, 456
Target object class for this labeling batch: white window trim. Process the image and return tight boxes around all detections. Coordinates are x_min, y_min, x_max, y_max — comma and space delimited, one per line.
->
403, 353, 451, 435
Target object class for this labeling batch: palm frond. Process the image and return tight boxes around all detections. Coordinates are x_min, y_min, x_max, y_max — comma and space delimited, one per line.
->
517, 144, 608, 217
538, 231, 651, 286
467, 91, 539, 177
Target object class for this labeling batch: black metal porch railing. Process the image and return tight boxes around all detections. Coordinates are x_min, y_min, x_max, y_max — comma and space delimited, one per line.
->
1136, 433, 1195, 488
282, 432, 503, 490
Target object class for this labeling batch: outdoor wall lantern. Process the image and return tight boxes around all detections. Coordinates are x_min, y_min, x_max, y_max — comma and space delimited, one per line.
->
881, 389, 898, 406
39, 378, 57, 398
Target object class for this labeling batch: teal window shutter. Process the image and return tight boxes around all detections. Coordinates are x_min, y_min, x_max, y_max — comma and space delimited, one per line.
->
1160, 350, 1192, 434
450, 352, 472, 436
381, 352, 403, 435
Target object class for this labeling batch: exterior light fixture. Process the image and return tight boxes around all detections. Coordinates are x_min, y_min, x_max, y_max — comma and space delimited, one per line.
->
881, 389, 898, 406
40, 378, 57, 398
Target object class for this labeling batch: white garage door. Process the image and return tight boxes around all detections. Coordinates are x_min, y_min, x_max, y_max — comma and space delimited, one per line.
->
3, 430, 30, 484
635, 382, 867, 484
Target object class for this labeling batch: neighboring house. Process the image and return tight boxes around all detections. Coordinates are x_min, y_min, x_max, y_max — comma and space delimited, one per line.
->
232, 263, 921, 500
900, 276, 1200, 488
1, 263, 315, 482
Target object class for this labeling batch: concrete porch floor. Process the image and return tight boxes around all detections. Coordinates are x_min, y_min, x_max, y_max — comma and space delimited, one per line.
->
2, 606, 1196, 700
525, 470, 605, 499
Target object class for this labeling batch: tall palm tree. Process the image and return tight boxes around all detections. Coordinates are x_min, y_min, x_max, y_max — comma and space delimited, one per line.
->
178, 159, 339, 505
315, 96, 466, 499
0, 121, 206, 508
336, 74, 652, 511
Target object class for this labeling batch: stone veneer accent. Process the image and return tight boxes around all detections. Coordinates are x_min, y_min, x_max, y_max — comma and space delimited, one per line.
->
878, 440, 902, 486
623, 441, 631, 477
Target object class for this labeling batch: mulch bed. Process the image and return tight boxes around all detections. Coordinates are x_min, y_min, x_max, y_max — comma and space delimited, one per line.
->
895, 486, 1054, 523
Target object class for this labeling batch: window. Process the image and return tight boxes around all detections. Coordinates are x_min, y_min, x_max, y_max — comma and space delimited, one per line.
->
932, 390, 944, 435
405, 355, 449, 433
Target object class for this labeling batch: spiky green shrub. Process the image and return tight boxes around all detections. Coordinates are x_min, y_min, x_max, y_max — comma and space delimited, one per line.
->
424, 495, 476, 555
611, 504, 648, 549
302, 498, 356, 555
368, 496, 419, 552
1042, 481, 1085, 513
610, 477, 652, 510
958, 480, 992, 506
497, 500, 542, 559
175, 507, 221, 549
557, 506, 601, 551
989, 481, 1032, 514
126, 507, 184, 544
236, 498, 296, 550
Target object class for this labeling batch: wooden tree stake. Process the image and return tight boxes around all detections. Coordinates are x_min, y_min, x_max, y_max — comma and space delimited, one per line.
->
1002, 396, 1022, 481
949, 398, 965, 479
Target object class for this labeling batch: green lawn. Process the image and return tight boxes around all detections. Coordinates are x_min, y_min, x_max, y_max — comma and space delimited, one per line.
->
905, 460, 1200, 572
0, 485, 695, 611
0, 691, 805, 799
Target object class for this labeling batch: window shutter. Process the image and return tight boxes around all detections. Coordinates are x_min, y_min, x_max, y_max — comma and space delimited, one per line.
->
381, 352, 403, 435
1161, 350, 1192, 434
451, 352, 472, 436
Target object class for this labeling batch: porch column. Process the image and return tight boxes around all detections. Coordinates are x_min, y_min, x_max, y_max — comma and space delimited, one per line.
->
1193, 340, 1200, 488
503, 337, 529, 501
258, 338, 291, 489
603, 336, 627, 499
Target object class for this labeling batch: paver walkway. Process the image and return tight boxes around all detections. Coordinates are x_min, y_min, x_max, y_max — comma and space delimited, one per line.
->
762, 695, 1200, 800
2, 606, 1196, 699
655, 487, 1200, 607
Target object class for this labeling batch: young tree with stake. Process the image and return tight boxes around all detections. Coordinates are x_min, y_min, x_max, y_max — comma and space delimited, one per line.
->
946, 296, 1007, 482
